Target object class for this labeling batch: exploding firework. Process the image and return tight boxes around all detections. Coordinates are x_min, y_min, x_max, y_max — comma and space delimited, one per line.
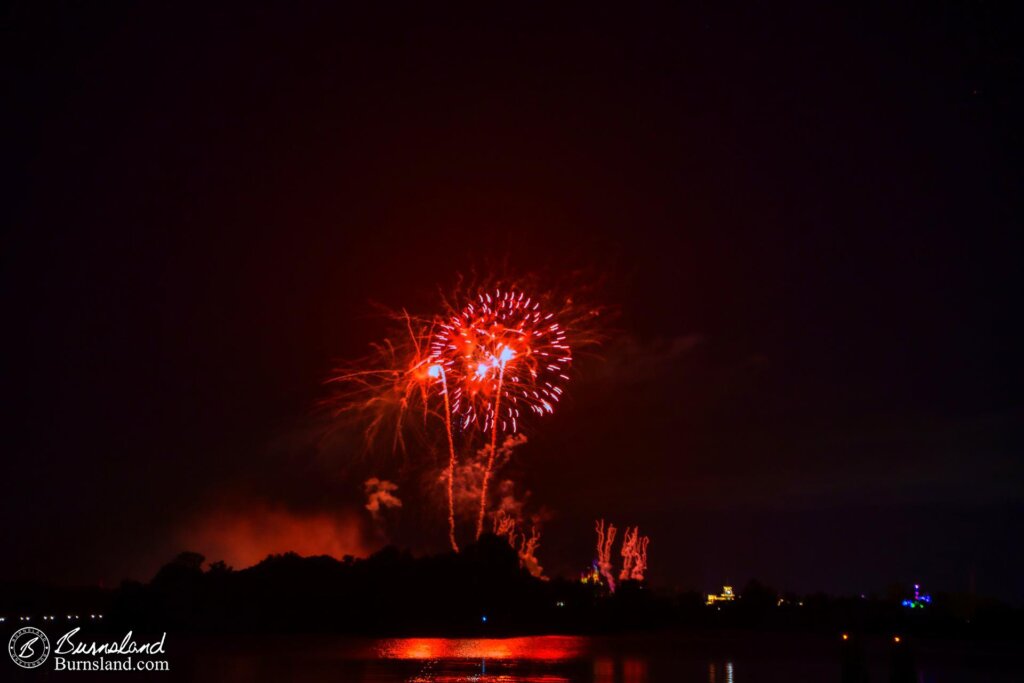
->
429, 289, 572, 537
325, 312, 464, 552
324, 311, 437, 456
325, 273, 606, 553
429, 289, 572, 434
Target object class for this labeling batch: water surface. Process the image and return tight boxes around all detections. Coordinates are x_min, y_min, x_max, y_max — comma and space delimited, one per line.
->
168, 633, 1021, 682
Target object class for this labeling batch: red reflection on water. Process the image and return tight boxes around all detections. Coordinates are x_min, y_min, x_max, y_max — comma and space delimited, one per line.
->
409, 677, 569, 683
623, 658, 648, 683
594, 657, 614, 683
377, 636, 586, 661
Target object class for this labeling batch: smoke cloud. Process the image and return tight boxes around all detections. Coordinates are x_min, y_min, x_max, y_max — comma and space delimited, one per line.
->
176, 505, 369, 571
364, 477, 403, 519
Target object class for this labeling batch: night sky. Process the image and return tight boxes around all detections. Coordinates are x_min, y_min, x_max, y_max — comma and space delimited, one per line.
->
4, 2, 1022, 601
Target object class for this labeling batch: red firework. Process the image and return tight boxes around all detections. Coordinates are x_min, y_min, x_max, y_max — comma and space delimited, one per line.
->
428, 289, 572, 435
428, 288, 573, 538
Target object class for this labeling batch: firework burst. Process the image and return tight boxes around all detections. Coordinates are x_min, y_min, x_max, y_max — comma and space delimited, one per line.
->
325, 273, 606, 551
429, 289, 572, 434
323, 311, 437, 456
429, 289, 572, 537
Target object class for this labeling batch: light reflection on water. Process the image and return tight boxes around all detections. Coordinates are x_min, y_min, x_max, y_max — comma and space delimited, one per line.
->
375, 636, 587, 661
378, 636, 593, 683
706, 661, 734, 683
371, 638, 742, 683
171, 634, 1022, 682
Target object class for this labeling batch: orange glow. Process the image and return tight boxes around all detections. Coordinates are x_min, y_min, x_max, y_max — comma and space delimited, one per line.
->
376, 636, 586, 661
893, 636, 901, 643
179, 506, 368, 568
841, 633, 849, 641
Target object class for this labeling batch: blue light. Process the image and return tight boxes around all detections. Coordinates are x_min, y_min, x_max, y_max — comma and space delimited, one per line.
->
481, 615, 488, 623
901, 599, 912, 607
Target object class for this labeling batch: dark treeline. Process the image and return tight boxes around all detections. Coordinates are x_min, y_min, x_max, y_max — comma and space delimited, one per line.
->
2, 535, 1020, 639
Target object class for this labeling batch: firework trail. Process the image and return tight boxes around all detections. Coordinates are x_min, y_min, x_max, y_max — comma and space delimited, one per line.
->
427, 363, 459, 552
493, 509, 517, 538
619, 526, 650, 581
493, 509, 545, 578
619, 526, 637, 580
326, 311, 465, 551
631, 534, 649, 581
595, 519, 618, 593
324, 310, 436, 455
429, 289, 572, 538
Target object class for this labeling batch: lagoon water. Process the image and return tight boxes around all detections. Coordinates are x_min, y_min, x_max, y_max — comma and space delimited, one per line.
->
165, 633, 1021, 682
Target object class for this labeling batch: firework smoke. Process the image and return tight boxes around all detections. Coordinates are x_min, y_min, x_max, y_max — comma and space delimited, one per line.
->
595, 518, 618, 593
519, 527, 543, 578
472, 434, 527, 537
364, 477, 402, 519
493, 509, 545, 579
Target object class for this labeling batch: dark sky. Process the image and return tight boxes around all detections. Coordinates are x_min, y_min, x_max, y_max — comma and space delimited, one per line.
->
4, 2, 1022, 600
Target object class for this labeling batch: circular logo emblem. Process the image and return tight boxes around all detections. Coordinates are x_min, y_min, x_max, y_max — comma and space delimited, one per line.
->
8, 627, 50, 669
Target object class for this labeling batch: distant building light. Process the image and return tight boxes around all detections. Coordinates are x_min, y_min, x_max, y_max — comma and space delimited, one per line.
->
841, 634, 849, 641
481, 615, 488, 623
902, 583, 932, 609
706, 585, 737, 606
893, 636, 901, 644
